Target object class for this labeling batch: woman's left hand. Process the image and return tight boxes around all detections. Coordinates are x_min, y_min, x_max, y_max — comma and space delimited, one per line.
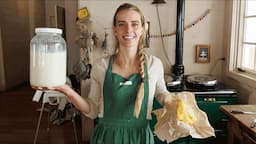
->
163, 93, 178, 109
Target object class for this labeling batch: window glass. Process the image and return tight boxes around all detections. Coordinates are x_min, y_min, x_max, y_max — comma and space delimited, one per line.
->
244, 18, 256, 42
246, 0, 256, 16
241, 44, 256, 70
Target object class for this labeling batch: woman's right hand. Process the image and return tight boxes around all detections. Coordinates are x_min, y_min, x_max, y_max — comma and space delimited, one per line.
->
31, 86, 55, 91
32, 84, 90, 114
31, 84, 72, 95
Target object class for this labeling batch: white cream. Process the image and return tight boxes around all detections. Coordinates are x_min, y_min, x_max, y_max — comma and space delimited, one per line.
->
30, 51, 66, 87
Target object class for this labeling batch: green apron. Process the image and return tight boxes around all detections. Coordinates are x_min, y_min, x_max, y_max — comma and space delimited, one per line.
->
92, 56, 154, 144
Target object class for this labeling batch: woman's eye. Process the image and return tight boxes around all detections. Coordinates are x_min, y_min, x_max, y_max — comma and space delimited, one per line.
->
118, 23, 125, 27
132, 23, 139, 27
116, 22, 140, 28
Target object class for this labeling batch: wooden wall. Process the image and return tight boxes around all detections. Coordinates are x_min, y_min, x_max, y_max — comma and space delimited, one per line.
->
0, 0, 45, 91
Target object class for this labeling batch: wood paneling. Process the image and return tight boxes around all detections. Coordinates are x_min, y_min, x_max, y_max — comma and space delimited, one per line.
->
0, 26, 6, 91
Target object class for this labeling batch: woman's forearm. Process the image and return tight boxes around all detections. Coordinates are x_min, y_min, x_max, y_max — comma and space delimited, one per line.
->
56, 85, 91, 114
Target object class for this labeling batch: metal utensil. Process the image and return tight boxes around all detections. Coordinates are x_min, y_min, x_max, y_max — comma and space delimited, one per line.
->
230, 110, 256, 115
250, 119, 256, 128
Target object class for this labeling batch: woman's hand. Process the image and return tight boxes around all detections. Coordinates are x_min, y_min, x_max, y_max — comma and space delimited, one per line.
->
163, 93, 178, 109
32, 84, 90, 114
31, 84, 72, 95
31, 86, 56, 91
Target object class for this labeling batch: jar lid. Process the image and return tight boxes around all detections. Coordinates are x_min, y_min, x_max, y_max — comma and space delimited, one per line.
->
35, 28, 62, 34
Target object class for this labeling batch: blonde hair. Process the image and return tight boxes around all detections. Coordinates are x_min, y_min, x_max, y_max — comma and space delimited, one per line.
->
113, 3, 146, 118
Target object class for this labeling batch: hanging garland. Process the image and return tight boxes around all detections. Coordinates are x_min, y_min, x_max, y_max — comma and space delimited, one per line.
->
150, 9, 211, 38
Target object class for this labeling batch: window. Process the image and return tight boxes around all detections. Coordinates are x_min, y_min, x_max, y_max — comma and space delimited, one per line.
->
241, 0, 256, 73
229, 0, 256, 80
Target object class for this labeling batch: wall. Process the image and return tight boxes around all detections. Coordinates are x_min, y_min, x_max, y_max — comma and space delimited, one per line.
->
78, 0, 226, 81
28, 0, 46, 37
0, 27, 5, 91
65, 1, 80, 75
0, 1, 30, 90
45, 0, 79, 75
0, 0, 45, 91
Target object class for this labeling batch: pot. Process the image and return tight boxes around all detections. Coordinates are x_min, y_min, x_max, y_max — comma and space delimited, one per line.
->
186, 74, 217, 87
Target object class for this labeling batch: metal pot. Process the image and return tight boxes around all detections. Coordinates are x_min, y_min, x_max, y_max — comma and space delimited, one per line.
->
186, 74, 217, 87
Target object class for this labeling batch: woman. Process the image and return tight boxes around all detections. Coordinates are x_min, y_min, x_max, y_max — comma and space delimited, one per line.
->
38, 3, 170, 144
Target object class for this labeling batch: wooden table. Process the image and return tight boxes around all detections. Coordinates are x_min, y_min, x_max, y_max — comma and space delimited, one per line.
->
220, 105, 256, 144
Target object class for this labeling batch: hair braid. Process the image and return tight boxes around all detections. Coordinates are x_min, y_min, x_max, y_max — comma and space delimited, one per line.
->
133, 34, 146, 118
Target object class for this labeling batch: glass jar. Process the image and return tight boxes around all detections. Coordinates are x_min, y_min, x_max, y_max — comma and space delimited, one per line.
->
30, 28, 67, 87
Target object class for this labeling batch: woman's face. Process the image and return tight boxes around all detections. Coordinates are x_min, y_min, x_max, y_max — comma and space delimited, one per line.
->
114, 9, 143, 49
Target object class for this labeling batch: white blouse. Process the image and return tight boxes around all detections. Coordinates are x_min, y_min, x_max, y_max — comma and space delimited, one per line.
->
84, 54, 169, 119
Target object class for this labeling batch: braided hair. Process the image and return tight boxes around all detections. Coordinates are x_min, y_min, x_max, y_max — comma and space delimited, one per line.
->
113, 3, 146, 118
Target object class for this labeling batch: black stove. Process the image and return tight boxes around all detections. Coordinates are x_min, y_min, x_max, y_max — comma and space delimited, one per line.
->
166, 75, 236, 95
167, 81, 237, 95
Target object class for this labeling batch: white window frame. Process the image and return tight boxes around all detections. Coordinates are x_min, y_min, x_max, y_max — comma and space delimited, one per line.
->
227, 0, 256, 86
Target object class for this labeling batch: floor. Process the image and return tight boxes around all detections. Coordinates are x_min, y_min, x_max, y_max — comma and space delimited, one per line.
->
0, 83, 89, 144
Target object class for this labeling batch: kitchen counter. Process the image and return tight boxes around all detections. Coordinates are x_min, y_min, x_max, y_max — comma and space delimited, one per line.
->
220, 105, 256, 144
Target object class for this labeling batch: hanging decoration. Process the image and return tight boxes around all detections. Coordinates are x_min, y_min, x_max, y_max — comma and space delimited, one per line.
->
152, 0, 166, 4
73, 7, 97, 80
101, 31, 108, 54
150, 9, 211, 38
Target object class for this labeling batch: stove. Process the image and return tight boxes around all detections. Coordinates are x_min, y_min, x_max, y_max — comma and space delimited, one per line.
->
167, 81, 237, 95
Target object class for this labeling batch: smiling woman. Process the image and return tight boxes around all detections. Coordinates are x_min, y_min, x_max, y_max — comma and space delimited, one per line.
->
32, 3, 171, 144
90, 3, 157, 144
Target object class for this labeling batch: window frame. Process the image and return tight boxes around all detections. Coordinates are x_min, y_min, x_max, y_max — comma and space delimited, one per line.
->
226, 0, 256, 86
240, 0, 256, 75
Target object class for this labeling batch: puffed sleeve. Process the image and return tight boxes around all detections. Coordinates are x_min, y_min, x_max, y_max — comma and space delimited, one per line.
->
153, 57, 169, 105
84, 58, 107, 119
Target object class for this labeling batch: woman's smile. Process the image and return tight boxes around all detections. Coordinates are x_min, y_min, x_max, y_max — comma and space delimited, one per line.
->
123, 34, 136, 40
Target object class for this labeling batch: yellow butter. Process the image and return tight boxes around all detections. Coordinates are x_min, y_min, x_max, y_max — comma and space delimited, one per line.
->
177, 100, 196, 125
